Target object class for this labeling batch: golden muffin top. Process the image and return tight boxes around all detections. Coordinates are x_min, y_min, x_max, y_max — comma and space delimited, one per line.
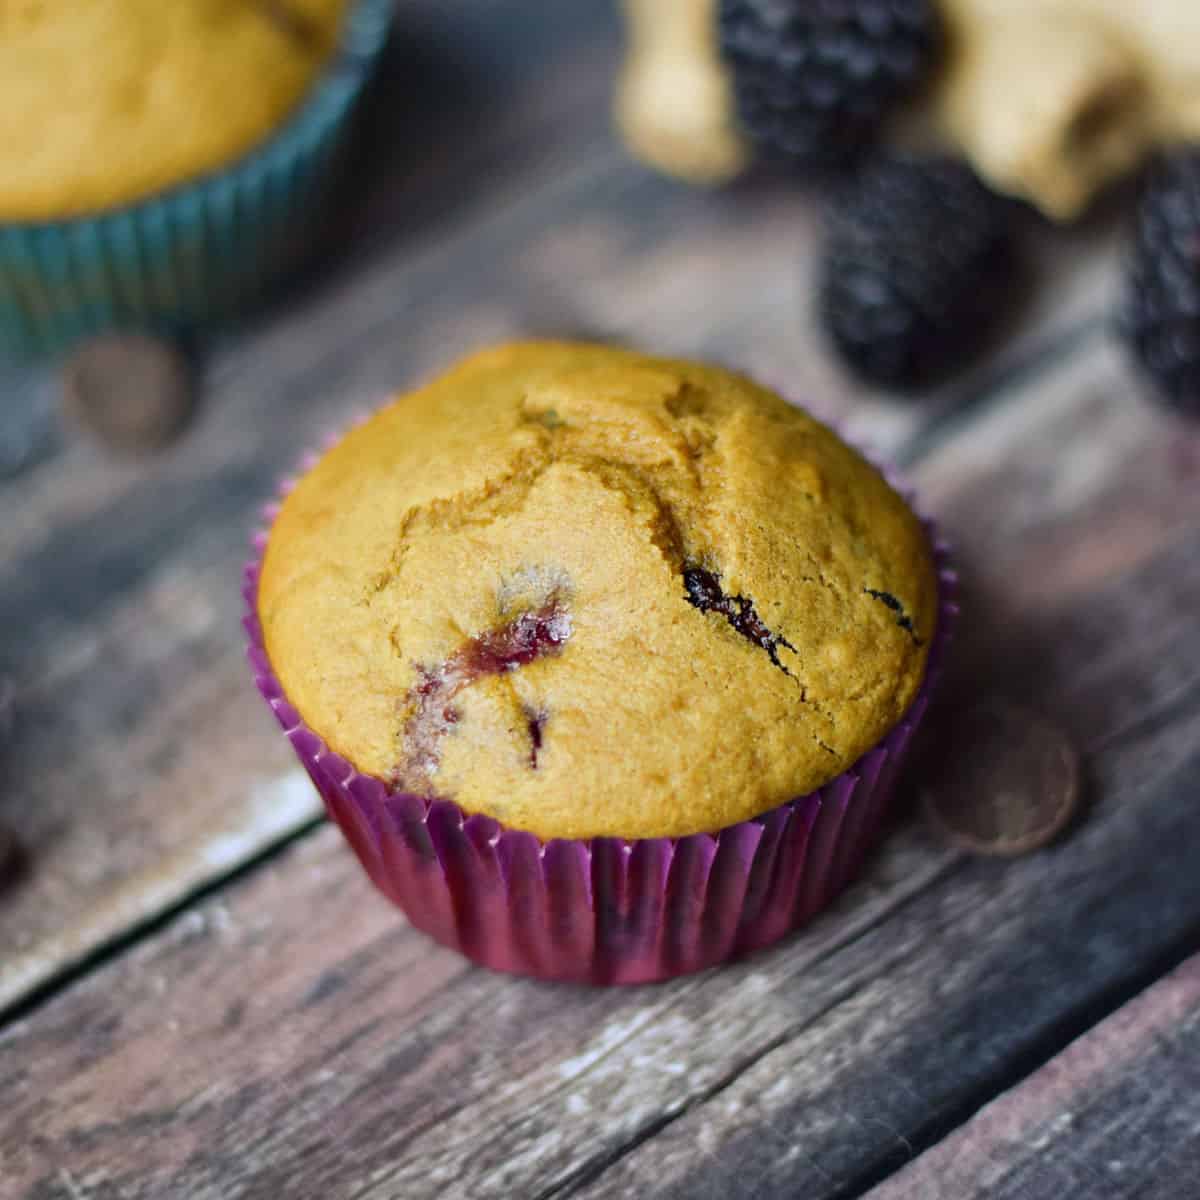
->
258, 343, 938, 840
0, 0, 349, 221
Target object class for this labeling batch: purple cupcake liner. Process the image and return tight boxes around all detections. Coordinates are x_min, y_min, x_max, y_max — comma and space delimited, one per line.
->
243, 426, 957, 985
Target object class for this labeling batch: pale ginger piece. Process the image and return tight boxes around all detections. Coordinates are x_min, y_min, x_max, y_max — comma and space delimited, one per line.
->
1094, 1, 1200, 136
615, 0, 750, 185
932, 0, 1200, 219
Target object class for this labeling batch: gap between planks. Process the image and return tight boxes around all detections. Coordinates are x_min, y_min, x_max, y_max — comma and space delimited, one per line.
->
0, 810, 324, 1028
865, 949, 1200, 1199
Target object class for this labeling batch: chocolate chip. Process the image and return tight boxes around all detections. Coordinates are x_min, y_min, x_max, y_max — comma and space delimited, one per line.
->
62, 334, 194, 454
922, 700, 1081, 856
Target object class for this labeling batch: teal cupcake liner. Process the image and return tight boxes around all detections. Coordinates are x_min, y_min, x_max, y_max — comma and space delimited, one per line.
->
0, 0, 393, 358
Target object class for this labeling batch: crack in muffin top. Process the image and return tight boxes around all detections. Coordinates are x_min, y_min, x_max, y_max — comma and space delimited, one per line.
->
258, 341, 938, 840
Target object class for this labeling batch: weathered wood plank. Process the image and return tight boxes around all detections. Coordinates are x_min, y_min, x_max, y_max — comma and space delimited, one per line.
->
4, 332, 1197, 1200
867, 952, 1200, 1200
0, 0, 1121, 1018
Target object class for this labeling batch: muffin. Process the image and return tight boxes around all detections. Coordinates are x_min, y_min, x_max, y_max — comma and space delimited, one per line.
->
0, 0, 392, 356
246, 342, 955, 982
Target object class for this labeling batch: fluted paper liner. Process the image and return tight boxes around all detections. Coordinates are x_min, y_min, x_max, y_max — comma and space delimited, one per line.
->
244, 428, 957, 984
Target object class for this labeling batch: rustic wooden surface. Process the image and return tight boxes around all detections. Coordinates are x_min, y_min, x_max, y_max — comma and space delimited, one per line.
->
870, 950, 1200, 1200
2, 2, 1199, 1198
0, 0, 1118, 1020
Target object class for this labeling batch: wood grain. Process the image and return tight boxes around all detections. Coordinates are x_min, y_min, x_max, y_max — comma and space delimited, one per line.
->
4, 332, 1198, 1200
0, 0, 1122, 1019
867, 951, 1200, 1200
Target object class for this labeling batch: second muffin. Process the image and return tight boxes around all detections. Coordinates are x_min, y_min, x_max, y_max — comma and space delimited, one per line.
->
249, 342, 952, 979
0, 0, 391, 355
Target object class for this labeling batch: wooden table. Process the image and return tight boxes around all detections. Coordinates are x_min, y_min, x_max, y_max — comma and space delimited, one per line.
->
3, 4, 1199, 1197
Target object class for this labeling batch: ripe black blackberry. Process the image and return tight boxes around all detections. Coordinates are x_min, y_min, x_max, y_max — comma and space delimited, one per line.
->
1120, 151, 1200, 416
818, 154, 1019, 390
718, 0, 941, 171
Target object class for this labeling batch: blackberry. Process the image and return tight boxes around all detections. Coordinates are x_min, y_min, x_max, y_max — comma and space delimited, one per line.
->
1120, 151, 1200, 416
818, 154, 1019, 390
718, 0, 941, 171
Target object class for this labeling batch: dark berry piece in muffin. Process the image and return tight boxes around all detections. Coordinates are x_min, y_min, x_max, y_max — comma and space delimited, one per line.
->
683, 565, 796, 673
1120, 150, 1200, 417
396, 596, 571, 789
717, 0, 942, 171
818, 154, 1021, 390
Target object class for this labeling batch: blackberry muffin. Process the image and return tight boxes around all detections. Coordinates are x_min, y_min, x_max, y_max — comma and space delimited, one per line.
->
0, 0, 391, 353
247, 342, 953, 981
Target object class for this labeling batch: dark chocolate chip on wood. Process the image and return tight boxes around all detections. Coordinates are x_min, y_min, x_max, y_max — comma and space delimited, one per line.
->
62, 334, 194, 454
922, 700, 1081, 856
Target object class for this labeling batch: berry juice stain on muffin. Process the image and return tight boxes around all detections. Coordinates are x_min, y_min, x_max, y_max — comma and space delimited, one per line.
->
396, 593, 570, 790
257, 342, 938, 840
